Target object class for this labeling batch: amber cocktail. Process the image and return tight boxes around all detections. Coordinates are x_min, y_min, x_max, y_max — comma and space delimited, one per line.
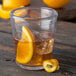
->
10, 7, 58, 70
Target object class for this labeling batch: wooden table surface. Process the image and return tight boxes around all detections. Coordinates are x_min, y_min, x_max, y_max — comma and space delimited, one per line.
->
0, 0, 76, 76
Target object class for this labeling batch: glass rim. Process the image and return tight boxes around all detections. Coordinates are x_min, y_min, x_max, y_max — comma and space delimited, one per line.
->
10, 7, 58, 21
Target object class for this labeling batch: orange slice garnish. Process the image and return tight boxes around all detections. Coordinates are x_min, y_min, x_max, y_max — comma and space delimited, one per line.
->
16, 26, 34, 64
43, 59, 59, 72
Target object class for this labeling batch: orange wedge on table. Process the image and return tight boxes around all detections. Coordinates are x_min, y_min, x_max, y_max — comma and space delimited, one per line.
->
43, 59, 59, 72
16, 26, 34, 64
0, 4, 11, 19
0, 0, 30, 19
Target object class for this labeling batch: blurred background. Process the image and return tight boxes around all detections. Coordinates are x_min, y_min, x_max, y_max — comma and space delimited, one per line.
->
0, 0, 76, 22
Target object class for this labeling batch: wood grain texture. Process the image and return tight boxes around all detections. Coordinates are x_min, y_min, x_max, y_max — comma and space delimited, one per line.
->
0, 19, 76, 76
0, 0, 76, 75
0, 19, 11, 34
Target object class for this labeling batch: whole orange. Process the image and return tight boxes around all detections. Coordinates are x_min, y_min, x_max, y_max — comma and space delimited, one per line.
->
43, 0, 70, 8
3, 0, 30, 10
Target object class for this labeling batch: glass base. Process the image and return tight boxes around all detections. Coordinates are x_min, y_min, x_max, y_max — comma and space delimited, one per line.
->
16, 61, 44, 70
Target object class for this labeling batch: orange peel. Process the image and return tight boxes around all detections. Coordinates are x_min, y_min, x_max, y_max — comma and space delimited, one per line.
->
43, 59, 59, 72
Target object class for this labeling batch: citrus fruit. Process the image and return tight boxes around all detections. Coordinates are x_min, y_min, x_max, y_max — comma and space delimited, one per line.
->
43, 0, 70, 8
16, 26, 34, 64
3, 0, 30, 10
0, 4, 11, 19
0, 4, 24, 19
43, 59, 59, 72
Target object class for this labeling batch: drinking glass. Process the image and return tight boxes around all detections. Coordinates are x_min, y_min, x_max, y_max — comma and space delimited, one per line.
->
10, 7, 58, 70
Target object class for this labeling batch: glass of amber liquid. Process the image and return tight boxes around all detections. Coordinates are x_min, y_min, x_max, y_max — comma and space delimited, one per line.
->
10, 7, 58, 70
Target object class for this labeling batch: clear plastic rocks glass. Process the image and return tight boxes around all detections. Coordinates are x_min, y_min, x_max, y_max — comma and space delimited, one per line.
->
10, 7, 58, 70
